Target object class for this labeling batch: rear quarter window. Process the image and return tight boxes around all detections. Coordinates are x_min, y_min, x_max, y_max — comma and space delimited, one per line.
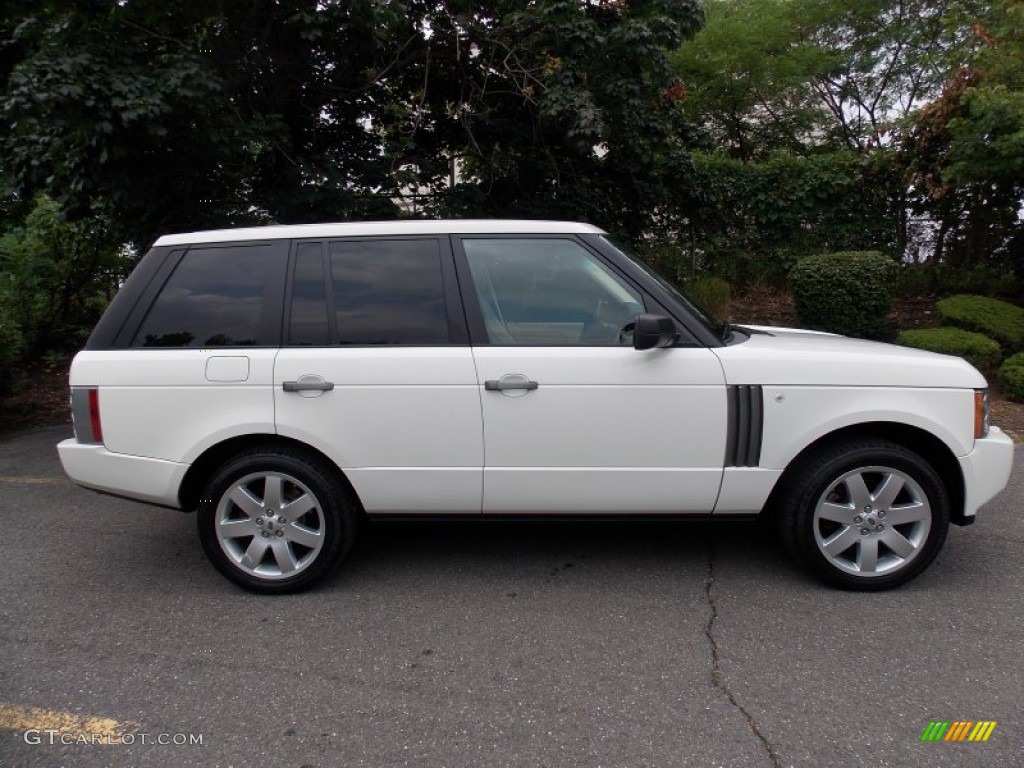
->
133, 244, 286, 347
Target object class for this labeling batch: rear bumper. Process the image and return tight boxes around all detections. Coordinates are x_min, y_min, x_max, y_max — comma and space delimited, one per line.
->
958, 427, 1015, 519
57, 439, 187, 508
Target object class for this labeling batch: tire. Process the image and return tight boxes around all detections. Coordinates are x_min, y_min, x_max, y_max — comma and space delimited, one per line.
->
777, 438, 950, 591
197, 447, 357, 594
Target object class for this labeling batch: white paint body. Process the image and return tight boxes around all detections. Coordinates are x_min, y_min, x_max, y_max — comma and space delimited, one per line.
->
59, 328, 1013, 518
56, 224, 1013, 523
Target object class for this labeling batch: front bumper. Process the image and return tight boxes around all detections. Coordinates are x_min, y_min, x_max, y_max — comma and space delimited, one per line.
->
958, 426, 1015, 519
57, 439, 188, 508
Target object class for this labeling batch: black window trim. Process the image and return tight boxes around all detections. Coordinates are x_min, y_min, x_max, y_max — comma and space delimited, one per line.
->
581, 234, 724, 348
282, 234, 469, 348
282, 239, 331, 346
89, 245, 181, 350
123, 239, 289, 350
450, 233, 704, 348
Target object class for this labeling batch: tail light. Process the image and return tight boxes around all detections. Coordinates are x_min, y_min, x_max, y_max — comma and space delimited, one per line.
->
71, 387, 104, 445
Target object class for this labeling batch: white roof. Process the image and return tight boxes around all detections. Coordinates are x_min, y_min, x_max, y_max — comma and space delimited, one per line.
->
154, 219, 605, 246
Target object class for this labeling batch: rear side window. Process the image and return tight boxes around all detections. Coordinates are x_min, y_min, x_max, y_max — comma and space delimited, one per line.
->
286, 238, 451, 346
133, 245, 284, 347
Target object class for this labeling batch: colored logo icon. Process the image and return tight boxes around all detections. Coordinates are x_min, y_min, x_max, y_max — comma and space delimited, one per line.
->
921, 721, 997, 742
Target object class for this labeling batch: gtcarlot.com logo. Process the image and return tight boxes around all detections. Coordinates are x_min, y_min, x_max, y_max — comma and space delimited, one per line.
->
921, 720, 997, 742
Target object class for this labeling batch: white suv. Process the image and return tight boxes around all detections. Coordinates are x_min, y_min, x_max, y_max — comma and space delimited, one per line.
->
58, 220, 1014, 593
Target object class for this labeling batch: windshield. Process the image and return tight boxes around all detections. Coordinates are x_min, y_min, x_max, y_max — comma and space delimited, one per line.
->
599, 236, 724, 337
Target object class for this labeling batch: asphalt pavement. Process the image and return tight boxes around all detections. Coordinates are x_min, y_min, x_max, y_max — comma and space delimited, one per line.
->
0, 426, 1021, 767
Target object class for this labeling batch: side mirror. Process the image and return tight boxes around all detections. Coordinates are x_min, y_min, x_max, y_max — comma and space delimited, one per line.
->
633, 313, 679, 350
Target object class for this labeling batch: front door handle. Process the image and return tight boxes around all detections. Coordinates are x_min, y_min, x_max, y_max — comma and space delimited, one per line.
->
484, 374, 539, 392
283, 379, 335, 392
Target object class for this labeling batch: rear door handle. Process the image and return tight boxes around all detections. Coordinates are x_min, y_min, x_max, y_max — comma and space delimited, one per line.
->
283, 379, 335, 392
484, 374, 539, 392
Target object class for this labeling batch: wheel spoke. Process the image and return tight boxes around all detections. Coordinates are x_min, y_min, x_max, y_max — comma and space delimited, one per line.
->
880, 528, 917, 559
818, 502, 857, 524
270, 539, 299, 574
844, 473, 873, 511
262, 475, 284, 512
228, 486, 264, 519
281, 492, 316, 520
240, 537, 270, 569
856, 537, 879, 573
822, 525, 860, 556
218, 517, 260, 539
885, 502, 929, 526
286, 523, 321, 549
873, 473, 905, 509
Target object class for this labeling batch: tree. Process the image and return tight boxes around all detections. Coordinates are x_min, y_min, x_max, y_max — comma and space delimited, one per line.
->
2, 1, 413, 247
0, 195, 127, 356
1, 1, 705, 248
673, 0, 987, 156
387, 0, 704, 241
670, 0, 832, 159
898, 0, 1024, 275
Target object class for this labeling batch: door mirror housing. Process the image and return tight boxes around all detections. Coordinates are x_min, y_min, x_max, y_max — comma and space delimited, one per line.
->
633, 313, 679, 350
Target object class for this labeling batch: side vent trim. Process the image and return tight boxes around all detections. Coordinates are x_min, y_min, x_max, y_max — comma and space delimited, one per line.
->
725, 385, 763, 467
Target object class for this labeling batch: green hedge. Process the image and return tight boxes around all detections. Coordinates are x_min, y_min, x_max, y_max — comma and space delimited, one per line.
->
896, 327, 1002, 371
999, 352, 1024, 402
937, 295, 1024, 352
791, 251, 898, 338
684, 275, 731, 321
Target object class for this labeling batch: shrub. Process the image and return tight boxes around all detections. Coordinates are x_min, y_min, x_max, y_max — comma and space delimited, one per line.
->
791, 251, 898, 338
684, 275, 731, 320
896, 327, 1002, 371
999, 352, 1024, 403
936, 295, 1024, 352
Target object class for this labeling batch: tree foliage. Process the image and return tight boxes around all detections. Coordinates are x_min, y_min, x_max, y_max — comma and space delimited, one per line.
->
687, 150, 901, 282
897, 0, 1024, 276
0, 195, 127, 357
671, 0, 1021, 285
1, 0, 704, 247
673, 0, 983, 157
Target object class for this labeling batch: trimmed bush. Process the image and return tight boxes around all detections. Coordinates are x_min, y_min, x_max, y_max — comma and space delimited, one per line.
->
685, 275, 731, 320
999, 352, 1024, 403
936, 294, 1024, 352
791, 251, 898, 338
896, 327, 1002, 371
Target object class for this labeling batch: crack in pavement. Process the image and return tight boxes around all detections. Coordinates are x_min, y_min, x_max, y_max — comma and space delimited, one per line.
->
704, 539, 782, 768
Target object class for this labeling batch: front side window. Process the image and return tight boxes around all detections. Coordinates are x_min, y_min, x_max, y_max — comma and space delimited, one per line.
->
134, 245, 283, 347
462, 238, 645, 345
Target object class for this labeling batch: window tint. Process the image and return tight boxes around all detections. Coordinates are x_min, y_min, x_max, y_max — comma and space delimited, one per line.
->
134, 245, 283, 347
330, 239, 449, 345
462, 238, 644, 345
288, 243, 330, 346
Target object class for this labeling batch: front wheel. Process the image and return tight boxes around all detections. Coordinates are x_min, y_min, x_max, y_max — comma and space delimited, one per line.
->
777, 439, 950, 590
197, 447, 357, 594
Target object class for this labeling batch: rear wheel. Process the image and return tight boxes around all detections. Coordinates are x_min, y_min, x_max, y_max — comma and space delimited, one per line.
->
777, 439, 950, 590
197, 447, 357, 593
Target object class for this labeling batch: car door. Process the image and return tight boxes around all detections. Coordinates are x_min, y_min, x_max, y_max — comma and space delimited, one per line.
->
453, 236, 727, 514
274, 237, 483, 514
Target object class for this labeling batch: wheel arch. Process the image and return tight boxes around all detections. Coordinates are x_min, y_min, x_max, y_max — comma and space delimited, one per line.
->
764, 421, 968, 526
178, 434, 362, 513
